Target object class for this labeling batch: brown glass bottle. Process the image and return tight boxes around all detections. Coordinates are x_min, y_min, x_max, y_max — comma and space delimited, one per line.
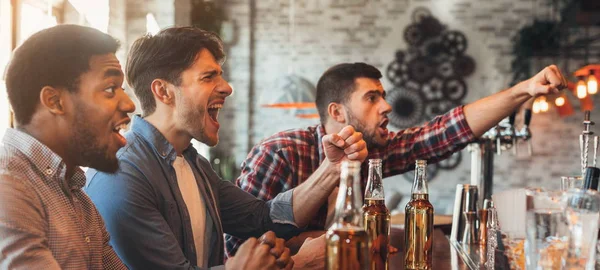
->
363, 159, 390, 270
326, 161, 370, 270
404, 160, 434, 270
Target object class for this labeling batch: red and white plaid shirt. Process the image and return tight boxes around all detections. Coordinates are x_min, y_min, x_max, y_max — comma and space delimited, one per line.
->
225, 106, 475, 256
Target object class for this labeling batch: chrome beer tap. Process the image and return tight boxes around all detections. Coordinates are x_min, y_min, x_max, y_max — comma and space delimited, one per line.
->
470, 109, 532, 207
515, 109, 533, 156
580, 111, 598, 175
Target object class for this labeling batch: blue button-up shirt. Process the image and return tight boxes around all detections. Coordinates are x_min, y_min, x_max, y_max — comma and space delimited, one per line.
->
84, 116, 299, 270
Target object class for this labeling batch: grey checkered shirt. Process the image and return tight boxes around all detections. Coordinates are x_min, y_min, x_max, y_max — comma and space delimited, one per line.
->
0, 128, 126, 270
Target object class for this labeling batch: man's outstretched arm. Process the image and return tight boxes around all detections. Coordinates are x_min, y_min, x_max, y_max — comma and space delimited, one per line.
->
464, 65, 567, 137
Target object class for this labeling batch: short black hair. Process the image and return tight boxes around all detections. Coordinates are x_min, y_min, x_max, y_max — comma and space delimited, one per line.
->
315, 62, 382, 124
126, 26, 225, 116
5, 24, 120, 125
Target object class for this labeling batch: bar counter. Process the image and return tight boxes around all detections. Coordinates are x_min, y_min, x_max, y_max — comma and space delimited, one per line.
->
389, 227, 469, 270
388, 216, 511, 269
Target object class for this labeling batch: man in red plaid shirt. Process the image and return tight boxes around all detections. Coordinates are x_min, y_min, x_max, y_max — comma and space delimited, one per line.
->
225, 62, 567, 258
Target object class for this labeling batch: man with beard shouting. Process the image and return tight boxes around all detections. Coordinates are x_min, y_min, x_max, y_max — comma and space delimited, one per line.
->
225, 62, 568, 255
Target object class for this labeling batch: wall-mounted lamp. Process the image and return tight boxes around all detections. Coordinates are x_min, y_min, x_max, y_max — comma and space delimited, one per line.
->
574, 64, 600, 98
577, 76, 588, 99
555, 96, 565, 107
588, 70, 597, 95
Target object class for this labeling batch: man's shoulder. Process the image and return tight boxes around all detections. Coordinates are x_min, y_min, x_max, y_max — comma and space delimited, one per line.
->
0, 144, 40, 186
257, 125, 320, 150
0, 147, 43, 213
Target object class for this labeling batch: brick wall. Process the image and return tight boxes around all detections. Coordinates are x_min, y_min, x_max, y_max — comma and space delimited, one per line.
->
220, 0, 600, 214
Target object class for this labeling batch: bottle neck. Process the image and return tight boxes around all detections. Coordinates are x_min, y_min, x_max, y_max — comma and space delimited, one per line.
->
411, 161, 429, 195
365, 198, 386, 206
333, 165, 363, 227
365, 162, 384, 199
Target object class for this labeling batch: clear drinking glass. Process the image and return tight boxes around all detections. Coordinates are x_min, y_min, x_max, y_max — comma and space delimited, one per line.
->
561, 176, 583, 191
501, 233, 525, 270
563, 189, 600, 270
525, 190, 569, 269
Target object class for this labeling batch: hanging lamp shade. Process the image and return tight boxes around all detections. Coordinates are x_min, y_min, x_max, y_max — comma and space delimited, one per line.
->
260, 74, 316, 109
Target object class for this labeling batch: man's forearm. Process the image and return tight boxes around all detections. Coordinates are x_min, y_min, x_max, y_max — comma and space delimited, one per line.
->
463, 81, 532, 137
291, 159, 340, 227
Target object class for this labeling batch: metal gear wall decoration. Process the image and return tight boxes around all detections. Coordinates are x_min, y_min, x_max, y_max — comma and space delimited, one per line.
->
386, 7, 476, 181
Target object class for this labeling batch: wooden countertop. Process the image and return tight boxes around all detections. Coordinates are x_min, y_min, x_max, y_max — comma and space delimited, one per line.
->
389, 227, 470, 270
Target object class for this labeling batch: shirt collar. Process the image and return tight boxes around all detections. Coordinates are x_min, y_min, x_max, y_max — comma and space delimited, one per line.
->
129, 115, 195, 164
2, 128, 86, 191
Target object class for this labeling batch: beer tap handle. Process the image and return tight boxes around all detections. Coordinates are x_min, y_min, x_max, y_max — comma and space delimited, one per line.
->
509, 111, 516, 126
509, 111, 517, 155
523, 109, 533, 156
524, 109, 532, 127
496, 136, 502, 155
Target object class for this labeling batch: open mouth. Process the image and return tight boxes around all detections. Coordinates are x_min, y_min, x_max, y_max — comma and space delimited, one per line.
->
378, 118, 389, 137
207, 103, 222, 124
112, 122, 128, 147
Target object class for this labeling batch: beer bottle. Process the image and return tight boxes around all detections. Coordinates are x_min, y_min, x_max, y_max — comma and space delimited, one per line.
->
404, 160, 434, 269
326, 161, 369, 270
363, 159, 391, 270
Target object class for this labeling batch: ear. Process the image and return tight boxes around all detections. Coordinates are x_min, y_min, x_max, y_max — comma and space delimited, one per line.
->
39, 86, 66, 115
327, 102, 346, 123
150, 79, 175, 105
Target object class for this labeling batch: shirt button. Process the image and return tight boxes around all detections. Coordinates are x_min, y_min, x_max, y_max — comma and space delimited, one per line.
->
85, 236, 90, 243
45, 168, 53, 175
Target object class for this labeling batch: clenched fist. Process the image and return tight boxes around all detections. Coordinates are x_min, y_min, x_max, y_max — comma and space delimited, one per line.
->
519, 65, 568, 97
322, 125, 368, 164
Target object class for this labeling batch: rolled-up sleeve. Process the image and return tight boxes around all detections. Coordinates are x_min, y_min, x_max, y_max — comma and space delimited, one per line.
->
218, 179, 300, 241
266, 189, 296, 226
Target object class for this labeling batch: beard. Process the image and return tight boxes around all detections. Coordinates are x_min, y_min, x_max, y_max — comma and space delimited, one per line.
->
174, 90, 217, 147
346, 108, 387, 149
69, 103, 119, 173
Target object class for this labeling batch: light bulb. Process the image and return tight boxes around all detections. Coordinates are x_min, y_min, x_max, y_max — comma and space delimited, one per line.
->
532, 100, 541, 114
540, 99, 549, 112
555, 96, 565, 107
577, 78, 587, 99
588, 72, 598, 95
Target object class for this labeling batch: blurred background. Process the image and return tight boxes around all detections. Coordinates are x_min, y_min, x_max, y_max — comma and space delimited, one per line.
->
0, 0, 599, 214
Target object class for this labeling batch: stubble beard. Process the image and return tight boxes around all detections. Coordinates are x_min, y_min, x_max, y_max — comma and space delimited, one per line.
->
70, 103, 119, 173
346, 108, 387, 149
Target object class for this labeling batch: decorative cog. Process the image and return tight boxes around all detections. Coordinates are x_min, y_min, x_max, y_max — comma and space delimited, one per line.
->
420, 81, 443, 101
411, 7, 432, 23
386, 60, 410, 87
425, 41, 450, 62
452, 55, 476, 77
407, 56, 436, 84
441, 31, 468, 55
387, 88, 426, 129
420, 16, 444, 38
404, 24, 424, 46
442, 77, 468, 102
424, 100, 460, 119
437, 61, 454, 78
